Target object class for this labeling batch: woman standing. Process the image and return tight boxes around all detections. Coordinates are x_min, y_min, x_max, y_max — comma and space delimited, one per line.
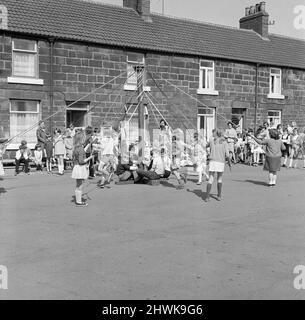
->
54, 129, 66, 175
205, 129, 230, 202
249, 129, 285, 187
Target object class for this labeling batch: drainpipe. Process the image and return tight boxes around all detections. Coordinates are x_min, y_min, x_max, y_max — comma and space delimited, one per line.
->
254, 63, 260, 133
49, 37, 55, 136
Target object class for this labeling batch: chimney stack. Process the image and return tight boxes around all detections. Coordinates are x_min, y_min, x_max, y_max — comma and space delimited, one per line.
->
240, 2, 269, 38
123, 0, 152, 22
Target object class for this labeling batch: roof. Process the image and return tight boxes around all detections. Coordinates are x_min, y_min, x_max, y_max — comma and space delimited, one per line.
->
1, 0, 304, 69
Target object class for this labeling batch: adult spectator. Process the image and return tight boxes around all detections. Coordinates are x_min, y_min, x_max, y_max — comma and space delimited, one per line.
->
36, 120, 48, 156
15, 140, 32, 175
225, 122, 237, 163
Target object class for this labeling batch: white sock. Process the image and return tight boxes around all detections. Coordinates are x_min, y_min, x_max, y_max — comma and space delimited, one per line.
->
289, 159, 293, 167
198, 171, 202, 183
75, 190, 82, 204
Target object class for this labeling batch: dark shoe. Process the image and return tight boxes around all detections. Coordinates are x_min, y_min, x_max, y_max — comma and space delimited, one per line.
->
14, 172, 18, 176
215, 195, 222, 201
204, 197, 210, 202
76, 202, 88, 207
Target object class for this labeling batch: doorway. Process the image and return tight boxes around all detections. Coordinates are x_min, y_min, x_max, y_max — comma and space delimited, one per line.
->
197, 107, 215, 141
66, 102, 90, 129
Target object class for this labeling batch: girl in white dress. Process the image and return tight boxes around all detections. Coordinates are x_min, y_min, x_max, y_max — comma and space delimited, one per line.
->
54, 129, 66, 175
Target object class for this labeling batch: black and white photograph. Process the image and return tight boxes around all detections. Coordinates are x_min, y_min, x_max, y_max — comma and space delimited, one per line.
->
0, 0, 305, 307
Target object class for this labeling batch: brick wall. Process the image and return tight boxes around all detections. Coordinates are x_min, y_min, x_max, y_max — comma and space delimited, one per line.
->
1, 34, 305, 155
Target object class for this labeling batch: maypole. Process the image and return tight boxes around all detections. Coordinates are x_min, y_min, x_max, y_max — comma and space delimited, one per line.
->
135, 65, 145, 159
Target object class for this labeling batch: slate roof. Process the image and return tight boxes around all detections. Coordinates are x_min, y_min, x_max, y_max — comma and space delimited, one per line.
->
1, 0, 304, 69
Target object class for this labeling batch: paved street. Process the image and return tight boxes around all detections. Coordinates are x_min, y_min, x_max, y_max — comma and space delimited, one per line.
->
0, 164, 305, 299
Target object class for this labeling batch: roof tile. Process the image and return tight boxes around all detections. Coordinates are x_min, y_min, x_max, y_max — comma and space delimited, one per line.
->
1, 0, 304, 69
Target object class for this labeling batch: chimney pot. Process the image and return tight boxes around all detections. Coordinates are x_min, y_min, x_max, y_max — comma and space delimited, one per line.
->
240, 2, 269, 38
260, 1, 266, 12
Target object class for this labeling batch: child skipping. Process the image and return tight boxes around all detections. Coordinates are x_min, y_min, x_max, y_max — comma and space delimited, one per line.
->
71, 131, 94, 207
205, 129, 230, 202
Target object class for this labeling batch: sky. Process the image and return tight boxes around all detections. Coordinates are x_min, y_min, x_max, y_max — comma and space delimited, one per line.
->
97, 0, 305, 40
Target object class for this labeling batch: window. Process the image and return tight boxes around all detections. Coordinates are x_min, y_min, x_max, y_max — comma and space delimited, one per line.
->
197, 60, 218, 95
12, 39, 38, 78
8, 39, 43, 85
267, 110, 281, 128
10, 100, 40, 146
268, 68, 284, 99
66, 101, 90, 129
197, 107, 215, 141
124, 52, 150, 91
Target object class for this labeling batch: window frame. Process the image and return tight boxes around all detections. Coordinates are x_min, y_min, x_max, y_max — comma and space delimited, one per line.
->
267, 110, 282, 128
11, 39, 39, 79
267, 68, 285, 99
8, 39, 44, 85
124, 52, 150, 91
197, 60, 218, 95
7, 99, 41, 150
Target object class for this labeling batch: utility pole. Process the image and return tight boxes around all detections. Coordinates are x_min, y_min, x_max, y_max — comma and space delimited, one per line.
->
135, 65, 145, 159
162, 0, 164, 14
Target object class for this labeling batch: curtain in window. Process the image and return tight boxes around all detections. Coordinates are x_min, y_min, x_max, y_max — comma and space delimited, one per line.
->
127, 64, 138, 85
207, 69, 214, 90
10, 113, 39, 144
13, 52, 36, 77
201, 69, 206, 89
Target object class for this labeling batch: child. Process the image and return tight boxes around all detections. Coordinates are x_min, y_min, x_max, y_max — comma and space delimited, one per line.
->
235, 133, 245, 163
205, 129, 230, 202
252, 130, 265, 166
64, 129, 73, 161
245, 129, 255, 166
192, 132, 208, 185
54, 129, 65, 175
288, 128, 300, 169
97, 127, 118, 188
281, 127, 290, 167
34, 144, 43, 173
71, 131, 94, 207
0, 138, 8, 177
249, 129, 285, 187
45, 134, 53, 174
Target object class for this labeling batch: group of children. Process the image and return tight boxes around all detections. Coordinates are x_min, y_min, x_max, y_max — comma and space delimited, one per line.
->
1, 119, 304, 207
230, 123, 305, 170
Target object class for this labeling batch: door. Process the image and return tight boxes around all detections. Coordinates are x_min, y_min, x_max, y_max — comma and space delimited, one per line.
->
197, 107, 215, 141
66, 110, 87, 128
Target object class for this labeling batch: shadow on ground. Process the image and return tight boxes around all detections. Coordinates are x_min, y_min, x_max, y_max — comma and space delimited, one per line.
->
233, 179, 269, 187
